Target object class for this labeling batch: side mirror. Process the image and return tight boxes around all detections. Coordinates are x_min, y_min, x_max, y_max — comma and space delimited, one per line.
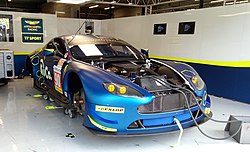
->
43, 49, 54, 56
141, 48, 149, 58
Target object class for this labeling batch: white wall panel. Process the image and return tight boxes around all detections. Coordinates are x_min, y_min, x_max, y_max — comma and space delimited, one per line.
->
101, 4, 250, 62
101, 16, 148, 50
0, 11, 57, 53
57, 18, 102, 36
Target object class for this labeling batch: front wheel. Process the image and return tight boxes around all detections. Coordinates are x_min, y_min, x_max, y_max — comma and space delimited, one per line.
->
72, 88, 85, 116
64, 88, 85, 118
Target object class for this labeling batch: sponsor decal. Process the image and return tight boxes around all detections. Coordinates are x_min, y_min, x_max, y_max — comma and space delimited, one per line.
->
95, 105, 125, 114
40, 59, 52, 80
53, 59, 66, 94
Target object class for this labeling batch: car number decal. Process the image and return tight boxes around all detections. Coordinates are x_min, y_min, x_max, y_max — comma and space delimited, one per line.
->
53, 58, 66, 94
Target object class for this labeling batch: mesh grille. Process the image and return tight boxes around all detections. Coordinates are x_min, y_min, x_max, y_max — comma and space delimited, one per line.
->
138, 91, 198, 114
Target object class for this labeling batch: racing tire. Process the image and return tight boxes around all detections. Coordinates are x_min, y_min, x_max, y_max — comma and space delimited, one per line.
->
73, 88, 86, 116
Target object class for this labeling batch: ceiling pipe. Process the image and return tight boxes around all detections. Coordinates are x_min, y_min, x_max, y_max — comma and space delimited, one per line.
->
150, 0, 189, 7
74, 0, 194, 8
152, 4, 199, 12
92, 1, 145, 7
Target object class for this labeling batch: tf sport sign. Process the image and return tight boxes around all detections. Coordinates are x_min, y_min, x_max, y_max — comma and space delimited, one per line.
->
21, 18, 43, 43
22, 34, 43, 43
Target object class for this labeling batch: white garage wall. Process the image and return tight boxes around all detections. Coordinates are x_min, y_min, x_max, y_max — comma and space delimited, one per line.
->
101, 4, 250, 62
0, 11, 102, 53
0, 11, 57, 53
57, 18, 102, 36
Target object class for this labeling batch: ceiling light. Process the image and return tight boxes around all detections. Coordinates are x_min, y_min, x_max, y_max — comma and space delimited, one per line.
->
89, 5, 99, 9
55, 0, 90, 4
104, 6, 115, 10
8, 0, 11, 1
55, 11, 65, 14
225, 2, 234, 5
210, 0, 224, 3
236, 0, 248, 4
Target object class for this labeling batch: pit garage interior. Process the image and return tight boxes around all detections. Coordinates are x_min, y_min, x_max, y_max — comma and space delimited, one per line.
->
1, 0, 250, 151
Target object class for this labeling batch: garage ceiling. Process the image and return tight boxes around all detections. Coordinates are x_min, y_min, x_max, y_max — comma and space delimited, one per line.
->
0, 0, 249, 17
0, 0, 47, 12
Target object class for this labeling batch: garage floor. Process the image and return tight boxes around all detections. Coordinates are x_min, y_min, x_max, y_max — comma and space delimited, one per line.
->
0, 78, 250, 152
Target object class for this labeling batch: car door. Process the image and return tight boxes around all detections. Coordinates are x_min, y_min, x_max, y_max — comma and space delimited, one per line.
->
39, 40, 57, 90
43, 38, 68, 94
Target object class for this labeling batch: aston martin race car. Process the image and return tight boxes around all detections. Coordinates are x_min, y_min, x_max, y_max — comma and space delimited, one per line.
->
26, 34, 211, 136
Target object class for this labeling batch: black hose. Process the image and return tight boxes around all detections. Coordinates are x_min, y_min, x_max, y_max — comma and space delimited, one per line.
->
151, 75, 241, 123
149, 76, 242, 140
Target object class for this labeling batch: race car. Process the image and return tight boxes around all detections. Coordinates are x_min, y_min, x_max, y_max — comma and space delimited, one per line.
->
26, 34, 211, 136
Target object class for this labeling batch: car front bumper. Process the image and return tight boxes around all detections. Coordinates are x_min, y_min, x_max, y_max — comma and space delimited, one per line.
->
83, 96, 211, 136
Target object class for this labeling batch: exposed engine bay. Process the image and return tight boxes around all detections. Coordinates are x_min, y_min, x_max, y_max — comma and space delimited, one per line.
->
91, 60, 184, 84
89, 59, 198, 113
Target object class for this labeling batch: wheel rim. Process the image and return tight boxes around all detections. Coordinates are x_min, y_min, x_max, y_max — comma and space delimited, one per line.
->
73, 88, 85, 115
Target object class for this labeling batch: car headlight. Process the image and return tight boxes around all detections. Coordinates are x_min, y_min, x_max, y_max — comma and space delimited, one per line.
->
104, 83, 143, 98
191, 75, 205, 90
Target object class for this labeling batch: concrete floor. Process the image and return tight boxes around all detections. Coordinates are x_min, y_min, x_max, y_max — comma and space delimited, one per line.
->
0, 78, 250, 152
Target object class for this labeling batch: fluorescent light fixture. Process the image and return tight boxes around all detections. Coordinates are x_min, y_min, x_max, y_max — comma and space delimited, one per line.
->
55, 0, 90, 4
236, 0, 248, 4
104, 6, 115, 10
55, 11, 65, 14
210, 0, 224, 3
89, 5, 99, 9
225, 1, 234, 5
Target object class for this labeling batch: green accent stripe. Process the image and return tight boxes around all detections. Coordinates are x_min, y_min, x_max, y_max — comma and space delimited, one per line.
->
151, 56, 250, 68
14, 52, 31, 55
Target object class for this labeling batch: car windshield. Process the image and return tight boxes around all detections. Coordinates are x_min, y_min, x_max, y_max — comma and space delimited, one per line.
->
69, 43, 145, 61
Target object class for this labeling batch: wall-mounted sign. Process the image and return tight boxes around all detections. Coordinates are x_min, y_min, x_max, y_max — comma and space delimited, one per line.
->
21, 18, 44, 43
178, 21, 195, 34
22, 34, 43, 43
153, 23, 167, 35
21, 18, 43, 33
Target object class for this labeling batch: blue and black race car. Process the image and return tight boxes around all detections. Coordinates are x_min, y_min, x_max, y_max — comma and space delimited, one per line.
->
26, 34, 211, 136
